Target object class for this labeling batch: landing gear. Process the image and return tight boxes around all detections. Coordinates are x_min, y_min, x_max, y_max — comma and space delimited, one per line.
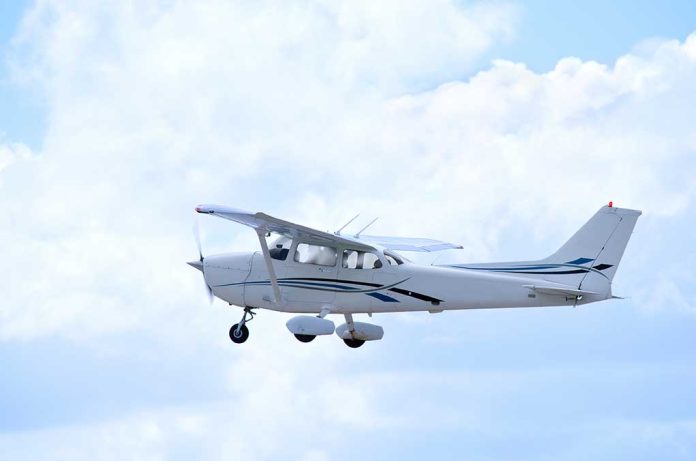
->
229, 307, 255, 344
343, 338, 365, 348
229, 324, 249, 343
294, 334, 316, 343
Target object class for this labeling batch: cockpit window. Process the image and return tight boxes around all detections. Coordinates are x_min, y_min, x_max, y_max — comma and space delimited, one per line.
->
269, 236, 292, 261
294, 243, 337, 266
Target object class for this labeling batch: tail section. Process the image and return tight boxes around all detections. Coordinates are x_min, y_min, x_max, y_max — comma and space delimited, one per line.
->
447, 204, 641, 293
543, 205, 642, 287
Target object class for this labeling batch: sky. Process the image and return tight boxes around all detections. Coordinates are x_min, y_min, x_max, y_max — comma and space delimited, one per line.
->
1, 1, 695, 460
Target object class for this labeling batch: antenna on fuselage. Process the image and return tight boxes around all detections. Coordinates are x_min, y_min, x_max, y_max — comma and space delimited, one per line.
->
354, 217, 379, 238
335, 213, 360, 235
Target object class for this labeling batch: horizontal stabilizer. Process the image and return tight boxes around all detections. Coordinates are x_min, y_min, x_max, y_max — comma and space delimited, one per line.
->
523, 284, 598, 297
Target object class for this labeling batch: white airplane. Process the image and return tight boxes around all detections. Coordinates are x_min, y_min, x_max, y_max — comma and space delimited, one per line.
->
189, 202, 641, 348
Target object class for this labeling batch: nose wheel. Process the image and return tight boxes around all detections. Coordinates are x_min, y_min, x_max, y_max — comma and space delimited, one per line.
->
229, 307, 255, 344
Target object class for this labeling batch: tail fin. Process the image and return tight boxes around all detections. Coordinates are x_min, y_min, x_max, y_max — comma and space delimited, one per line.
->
542, 205, 642, 288
447, 204, 641, 293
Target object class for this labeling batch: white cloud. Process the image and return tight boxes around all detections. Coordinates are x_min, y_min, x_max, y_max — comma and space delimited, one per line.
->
0, 0, 519, 341
0, 141, 32, 177
1, 2, 695, 341
1, 3, 696, 457
0, 0, 693, 344
2, 365, 696, 460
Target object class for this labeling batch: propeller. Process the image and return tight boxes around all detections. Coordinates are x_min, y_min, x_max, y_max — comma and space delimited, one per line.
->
188, 219, 214, 303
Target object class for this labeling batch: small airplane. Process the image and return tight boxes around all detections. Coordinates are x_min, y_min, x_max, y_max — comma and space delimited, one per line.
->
189, 202, 641, 348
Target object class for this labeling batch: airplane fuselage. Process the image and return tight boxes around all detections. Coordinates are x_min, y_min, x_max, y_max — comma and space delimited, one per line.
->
203, 251, 610, 315
189, 203, 639, 347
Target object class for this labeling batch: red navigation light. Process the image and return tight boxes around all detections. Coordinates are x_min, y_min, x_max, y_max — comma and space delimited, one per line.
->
608, 201, 613, 208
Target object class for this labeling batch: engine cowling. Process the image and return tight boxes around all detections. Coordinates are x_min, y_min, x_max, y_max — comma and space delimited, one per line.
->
286, 315, 335, 336
335, 322, 384, 341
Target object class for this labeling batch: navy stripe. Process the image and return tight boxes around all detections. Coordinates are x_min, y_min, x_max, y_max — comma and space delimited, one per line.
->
448, 260, 614, 279
367, 292, 399, 303
389, 287, 442, 303
492, 269, 589, 275
283, 277, 382, 288
592, 264, 613, 270
213, 277, 440, 303
566, 257, 594, 265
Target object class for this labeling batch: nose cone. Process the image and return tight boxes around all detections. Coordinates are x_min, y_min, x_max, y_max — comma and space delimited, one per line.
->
187, 260, 204, 272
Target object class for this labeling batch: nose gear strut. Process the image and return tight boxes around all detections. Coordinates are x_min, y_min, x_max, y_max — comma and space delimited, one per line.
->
229, 307, 255, 344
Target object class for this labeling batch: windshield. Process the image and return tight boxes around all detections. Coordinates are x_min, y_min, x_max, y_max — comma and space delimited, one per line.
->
268, 235, 292, 261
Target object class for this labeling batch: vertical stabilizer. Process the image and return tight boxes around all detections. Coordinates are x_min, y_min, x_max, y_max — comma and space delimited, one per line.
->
544, 205, 642, 286
445, 205, 641, 294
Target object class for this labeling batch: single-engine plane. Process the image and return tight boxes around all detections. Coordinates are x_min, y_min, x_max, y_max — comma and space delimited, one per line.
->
188, 203, 641, 348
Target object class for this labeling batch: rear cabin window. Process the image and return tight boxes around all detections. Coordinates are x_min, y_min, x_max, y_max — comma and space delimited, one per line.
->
294, 243, 337, 266
341, 250, 383, 269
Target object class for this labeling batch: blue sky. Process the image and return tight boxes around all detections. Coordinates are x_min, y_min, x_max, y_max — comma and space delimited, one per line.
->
1, 1, 695, 460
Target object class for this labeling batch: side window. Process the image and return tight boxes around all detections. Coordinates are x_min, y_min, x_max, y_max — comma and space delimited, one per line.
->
341, 250, 383, 269
295, 243, 337, 266
384, 251, 403, 265
342, 250, 359, 269
363, 252, 383, 269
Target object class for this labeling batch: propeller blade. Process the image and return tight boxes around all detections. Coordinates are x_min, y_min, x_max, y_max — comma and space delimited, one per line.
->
193, 219, 204, 262
206, 284, 214, 303
191, 218, 213, 304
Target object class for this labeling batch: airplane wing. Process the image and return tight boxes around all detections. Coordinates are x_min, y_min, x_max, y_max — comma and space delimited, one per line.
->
197, 204, 380, 306
355, 235, 463, 252
195, 205, 376, 250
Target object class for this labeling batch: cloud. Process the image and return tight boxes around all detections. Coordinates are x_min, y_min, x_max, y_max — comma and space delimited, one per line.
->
1, 3, 696, 458
2, 365, 696, 460
1, 2, 695, 341
0, 140, 32, 177
0, 0, 519, 341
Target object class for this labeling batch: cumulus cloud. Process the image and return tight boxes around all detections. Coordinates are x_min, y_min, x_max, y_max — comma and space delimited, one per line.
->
0, 0, 520, 341
2, 365, 696, 460
1, 2, 696, 458
1, 1, 695, 340
0, 141, 32, 177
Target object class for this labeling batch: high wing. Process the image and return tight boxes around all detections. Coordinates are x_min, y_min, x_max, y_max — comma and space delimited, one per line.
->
195, 205, 376, 250
195, 205, 463, 303
195, 205, 378, 306
355, 235, 463, 252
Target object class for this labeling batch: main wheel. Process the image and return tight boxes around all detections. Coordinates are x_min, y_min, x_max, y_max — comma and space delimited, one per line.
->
229, 324, 249, 344
343, 338, 365, 348
294, 334, 316, 343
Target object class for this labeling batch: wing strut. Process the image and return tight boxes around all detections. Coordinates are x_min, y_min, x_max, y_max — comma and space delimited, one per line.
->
255, 229, 283, 305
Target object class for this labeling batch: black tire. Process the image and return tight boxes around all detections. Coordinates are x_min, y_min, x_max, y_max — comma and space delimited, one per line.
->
229, 324, 249, 344
343, 338, 365, 348
294, 334, 316, 343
